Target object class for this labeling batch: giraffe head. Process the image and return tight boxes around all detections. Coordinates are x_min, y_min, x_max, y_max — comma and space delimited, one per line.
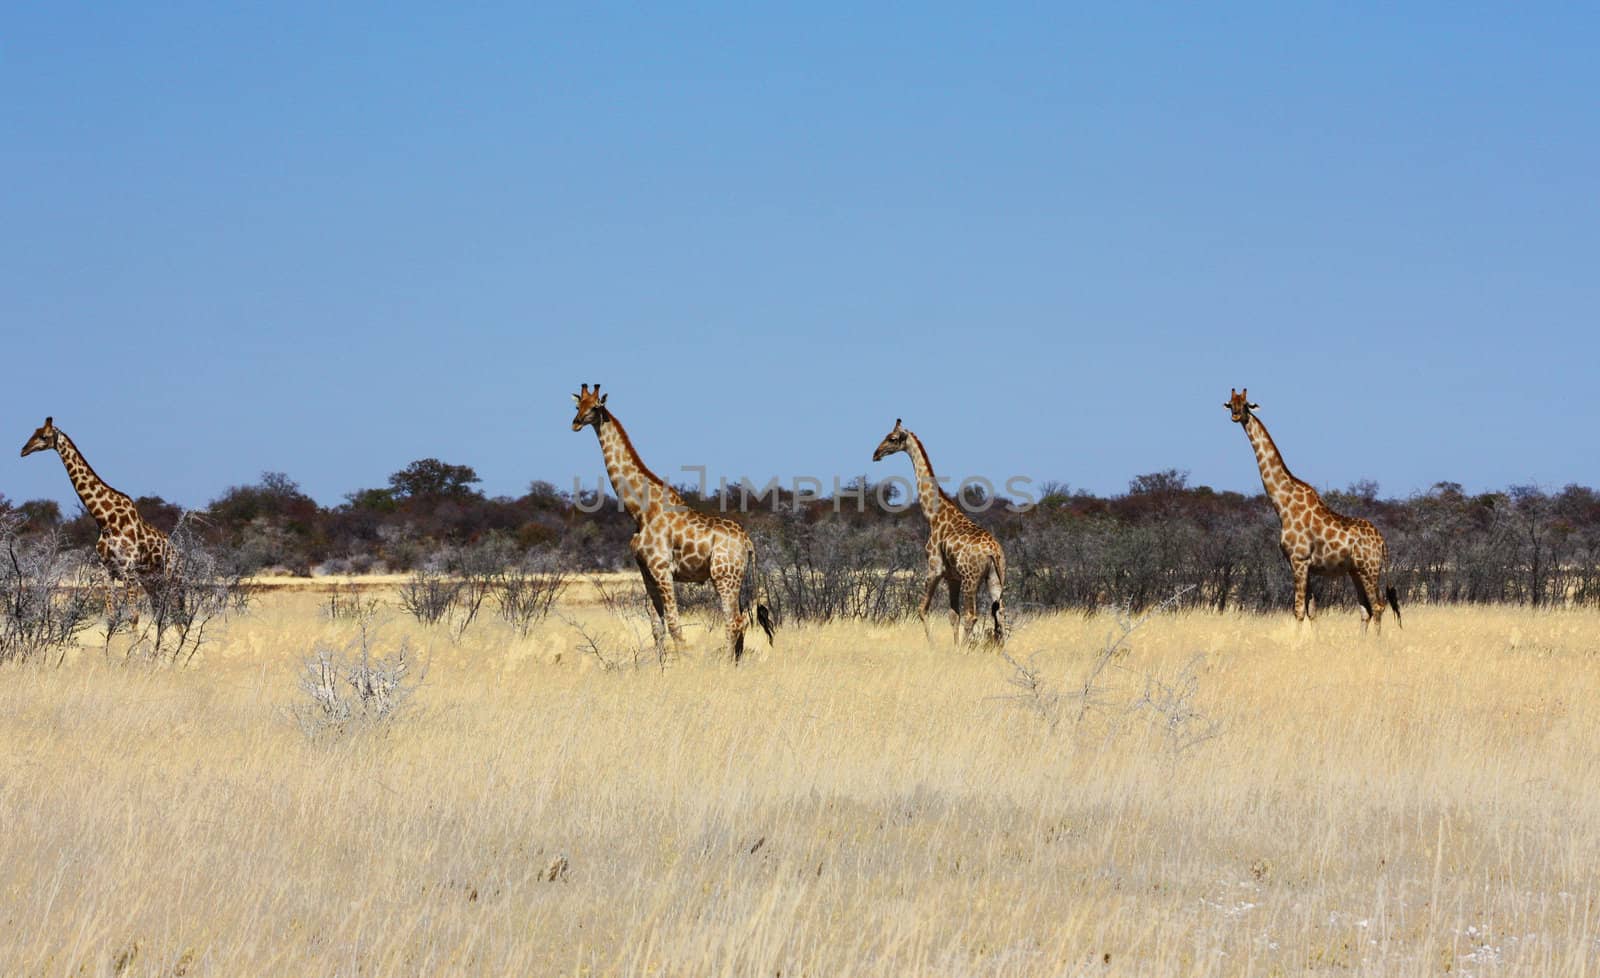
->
872, 419, 910, 462
570, 383, 610, 432
1223, 389, 1259, 425
20, 417, 58, 458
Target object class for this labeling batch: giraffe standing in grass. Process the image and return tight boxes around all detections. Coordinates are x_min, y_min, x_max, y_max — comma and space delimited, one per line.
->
873, 419, 1007, 647
20, 417, 173, 614
571, 384, 773, 662
1224, 389, 1400, 631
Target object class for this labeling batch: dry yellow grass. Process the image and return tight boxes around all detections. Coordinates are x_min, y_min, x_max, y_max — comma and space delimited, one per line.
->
1, 592, 1597, 977
243, 570, 644, 606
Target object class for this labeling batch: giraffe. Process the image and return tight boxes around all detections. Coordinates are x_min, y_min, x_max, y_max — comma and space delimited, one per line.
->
19, 416, 174, 616
571, 384, 774, 662
872, 419, 1007, 647
1224, 389, 1401, 631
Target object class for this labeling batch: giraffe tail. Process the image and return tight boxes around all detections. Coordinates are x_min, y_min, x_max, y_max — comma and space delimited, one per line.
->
1386, 586, 1402, 628
988, 553, 1007, 646
745, 540, 776, 646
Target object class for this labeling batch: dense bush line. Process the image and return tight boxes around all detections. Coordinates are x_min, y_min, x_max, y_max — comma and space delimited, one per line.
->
7, 461, 1600, 616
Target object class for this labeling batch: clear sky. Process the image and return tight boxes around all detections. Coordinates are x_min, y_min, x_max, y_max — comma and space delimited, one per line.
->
4, 3, 1596, 510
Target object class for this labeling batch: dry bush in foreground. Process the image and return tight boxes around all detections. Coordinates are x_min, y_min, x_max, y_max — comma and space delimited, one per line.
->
0, 514, 98, 665
999, 586, 1221, 752
399, 539, 568, 640
495, 556, 570, 636
125, 514, 250, 665
557, 608, 665, 672
292, 618, 421, 734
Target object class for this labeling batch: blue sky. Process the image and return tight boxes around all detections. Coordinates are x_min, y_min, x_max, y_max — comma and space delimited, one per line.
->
4, 3, 1596, 509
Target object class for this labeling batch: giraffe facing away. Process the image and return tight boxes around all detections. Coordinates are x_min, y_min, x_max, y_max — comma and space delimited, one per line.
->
872, 419, 1007, 647
19, 417, 174, 609
571, 384, 773, 662
1224, 389, 1401, 631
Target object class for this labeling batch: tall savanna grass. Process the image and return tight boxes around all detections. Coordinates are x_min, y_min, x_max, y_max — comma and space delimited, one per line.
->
0, 590, 1595, 976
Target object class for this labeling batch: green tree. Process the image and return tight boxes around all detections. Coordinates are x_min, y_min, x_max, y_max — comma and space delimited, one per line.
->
388, 459, 483, 502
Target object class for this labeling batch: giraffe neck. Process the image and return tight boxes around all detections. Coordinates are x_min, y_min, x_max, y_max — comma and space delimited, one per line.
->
593, 412, 678, 523
903, 433, 947, 522
52, 430, 125, 528
1242, 414, 1300, 517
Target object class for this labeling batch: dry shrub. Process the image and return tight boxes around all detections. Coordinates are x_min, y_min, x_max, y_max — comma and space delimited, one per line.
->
999, 586, 1220, 753
292, 618, 421, 734
497, 555, 569, 636
0, 514, 99, 665
128, 513, 250, 665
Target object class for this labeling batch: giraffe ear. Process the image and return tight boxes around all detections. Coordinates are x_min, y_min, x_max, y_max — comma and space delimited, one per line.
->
1248, 402, 1260, 410
571, 394, 580, 404
599, 393, 608, 405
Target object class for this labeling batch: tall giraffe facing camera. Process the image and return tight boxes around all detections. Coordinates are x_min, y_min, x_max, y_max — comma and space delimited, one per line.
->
571, 384, 773, 661
1224, 389, 1400, 631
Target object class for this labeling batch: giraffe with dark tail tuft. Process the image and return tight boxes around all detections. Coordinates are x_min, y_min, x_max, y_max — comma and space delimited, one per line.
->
873, 419, 1008, 648
1224, 389, 1400, 632
571, 384, 775, 662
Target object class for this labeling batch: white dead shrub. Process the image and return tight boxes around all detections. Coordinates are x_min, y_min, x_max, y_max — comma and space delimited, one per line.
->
292, 618, 422, 734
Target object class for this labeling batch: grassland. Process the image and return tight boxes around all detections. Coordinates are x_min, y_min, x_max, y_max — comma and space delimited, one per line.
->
0, 589, 1596, 977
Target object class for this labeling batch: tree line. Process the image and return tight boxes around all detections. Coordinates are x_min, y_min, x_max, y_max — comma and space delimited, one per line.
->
6, 460, 1600, 614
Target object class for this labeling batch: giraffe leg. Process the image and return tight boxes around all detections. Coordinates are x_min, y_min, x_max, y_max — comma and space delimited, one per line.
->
96, 558, 116, 622
960, 574, 980, 647
653, 567, 686, 650
917, 551, 944, 635
1291, 561, 1309, 623
946, 575, 963, 646
918, 574, 942, 638
1349, 568, 1374, 633
986, 567, 1007, 648
633, 554, 670, 653
715, 572, 748, 663
96, 541, 137, 631
1360, 565, 1386, 635
127, 579, 144, 626
114, 576, 142, 631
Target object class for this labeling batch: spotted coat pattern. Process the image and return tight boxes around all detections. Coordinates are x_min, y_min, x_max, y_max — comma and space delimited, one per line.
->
571, 385, 771, 661
873, 420, 1007, 647
1225, 389, 1396, 631
20, 417, 173, 609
